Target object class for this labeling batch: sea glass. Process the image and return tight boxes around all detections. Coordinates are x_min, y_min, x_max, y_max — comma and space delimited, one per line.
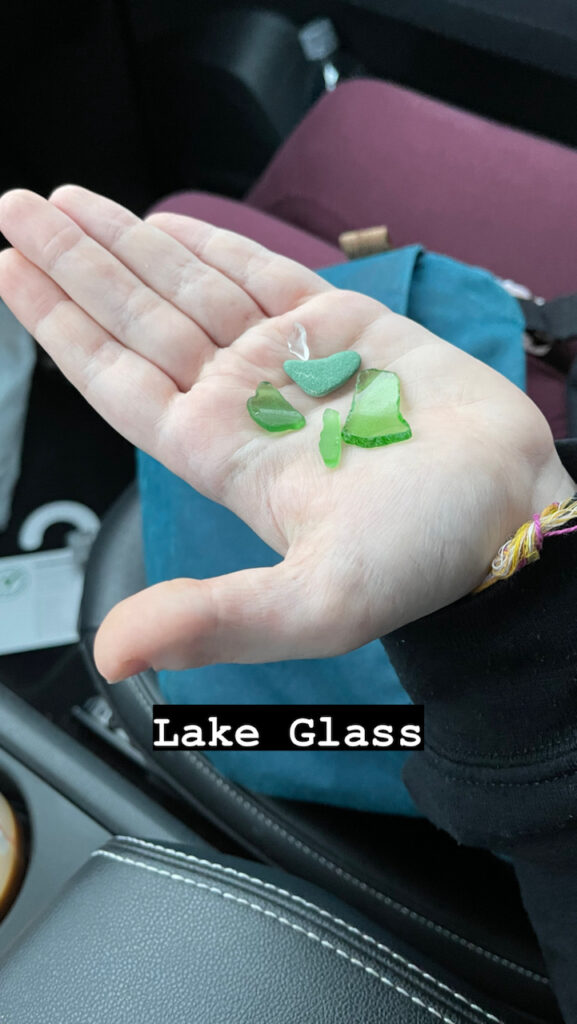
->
247, 382, 306, 433
341, 369, 412, 448
319, 409, 342, 468
287, 322, 310, 361
284, 351, 361, 397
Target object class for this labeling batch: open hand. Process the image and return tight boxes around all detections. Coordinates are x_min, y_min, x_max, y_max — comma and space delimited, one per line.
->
0, 186, 572, 681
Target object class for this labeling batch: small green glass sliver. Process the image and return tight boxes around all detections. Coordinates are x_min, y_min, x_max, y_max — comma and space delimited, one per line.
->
319, 408, 342, 468
342, 369, 412, 448
247, 381, 306, 433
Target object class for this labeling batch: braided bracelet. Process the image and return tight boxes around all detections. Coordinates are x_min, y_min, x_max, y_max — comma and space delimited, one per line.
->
473, 494, 577, 594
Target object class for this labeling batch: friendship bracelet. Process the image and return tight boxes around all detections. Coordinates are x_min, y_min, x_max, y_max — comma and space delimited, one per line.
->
473, 494, 577, 594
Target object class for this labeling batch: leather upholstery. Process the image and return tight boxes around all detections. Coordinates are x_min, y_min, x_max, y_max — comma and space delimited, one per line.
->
0, 837, 505, 1024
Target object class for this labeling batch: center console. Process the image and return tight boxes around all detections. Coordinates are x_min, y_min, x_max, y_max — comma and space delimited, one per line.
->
0, 682, 210, 956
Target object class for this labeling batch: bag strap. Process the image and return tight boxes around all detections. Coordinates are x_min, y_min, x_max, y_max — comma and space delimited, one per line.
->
519, 294, 577, 345
519, 293, 577, 437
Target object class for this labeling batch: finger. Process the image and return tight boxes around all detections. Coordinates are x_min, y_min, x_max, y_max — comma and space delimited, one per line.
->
145, 211, 434, 368
145, 210, 333, 318
0, 247, 179, 462
94, 563, 356, 683
50, 184, 266, 347
0, 189, 213, 390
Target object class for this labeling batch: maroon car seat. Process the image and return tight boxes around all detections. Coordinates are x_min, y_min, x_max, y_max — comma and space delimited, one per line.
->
151, 77, 577, 438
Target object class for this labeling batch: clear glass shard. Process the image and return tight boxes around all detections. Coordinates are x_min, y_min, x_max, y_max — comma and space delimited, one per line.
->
287, 322, 310, 361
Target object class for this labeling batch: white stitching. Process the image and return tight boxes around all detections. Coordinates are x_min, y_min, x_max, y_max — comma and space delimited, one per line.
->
92, 849, 462, 1024
129, 683, 547, 983
114, 835, 501, 1023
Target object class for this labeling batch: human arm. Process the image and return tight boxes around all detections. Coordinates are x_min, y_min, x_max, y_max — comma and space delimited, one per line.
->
0, 183, 573, 683
382, 439, 577, 1023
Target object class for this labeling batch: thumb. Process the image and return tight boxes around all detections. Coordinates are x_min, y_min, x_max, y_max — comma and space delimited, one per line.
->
93, 563, 343, 683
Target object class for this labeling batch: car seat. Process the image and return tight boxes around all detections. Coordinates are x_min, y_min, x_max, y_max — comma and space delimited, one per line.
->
79, 78, 577, 1023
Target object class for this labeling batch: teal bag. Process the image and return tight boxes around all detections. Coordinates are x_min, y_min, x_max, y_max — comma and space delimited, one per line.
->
137, 246, 525, 816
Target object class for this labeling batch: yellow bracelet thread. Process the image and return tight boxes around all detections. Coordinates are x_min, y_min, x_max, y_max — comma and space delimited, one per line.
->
473, 496, 577, 594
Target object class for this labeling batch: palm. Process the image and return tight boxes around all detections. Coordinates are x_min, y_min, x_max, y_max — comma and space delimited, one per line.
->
0, 185, 563, 679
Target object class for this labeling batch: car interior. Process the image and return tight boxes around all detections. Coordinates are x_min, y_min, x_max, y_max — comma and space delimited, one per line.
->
1, 2, 577, 1021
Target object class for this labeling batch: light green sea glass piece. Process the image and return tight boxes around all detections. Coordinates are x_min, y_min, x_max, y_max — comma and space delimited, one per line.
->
247, 382, 306, 433
319, 409, 342, 468
283, 351, 361, 397
342, 369, 412, 448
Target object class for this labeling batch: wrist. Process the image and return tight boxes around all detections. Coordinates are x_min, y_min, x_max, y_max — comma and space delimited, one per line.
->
530, 451, 576, 514
383, 480, 577, 755
474, 451, 576, 595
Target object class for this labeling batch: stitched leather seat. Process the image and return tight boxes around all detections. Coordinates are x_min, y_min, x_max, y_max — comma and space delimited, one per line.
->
0, 836, 522, 1023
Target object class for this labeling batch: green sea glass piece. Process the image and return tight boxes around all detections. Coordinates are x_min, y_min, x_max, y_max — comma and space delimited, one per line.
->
247, 382, 306, 433
342, 369, 412, 448
319, 409, 342, 468
283, 351, 361, 397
